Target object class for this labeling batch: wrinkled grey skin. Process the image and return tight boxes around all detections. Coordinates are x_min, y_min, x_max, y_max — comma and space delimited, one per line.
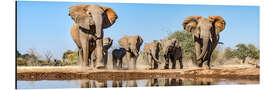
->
69, 4, 117, 69
182, 16, 226, 69
91, 37, 113, 69
161, 38, 183, 69
143, 41, 161, 69
112, 48, 126, 69
118, 35, 143, 70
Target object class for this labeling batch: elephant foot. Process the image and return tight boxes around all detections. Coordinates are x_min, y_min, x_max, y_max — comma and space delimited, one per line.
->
95, 62, 105, 69
95, 65, 105, 69
180, 66, 183, 69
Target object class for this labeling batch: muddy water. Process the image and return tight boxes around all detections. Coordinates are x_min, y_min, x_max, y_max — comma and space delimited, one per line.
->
17, 78, 259, 89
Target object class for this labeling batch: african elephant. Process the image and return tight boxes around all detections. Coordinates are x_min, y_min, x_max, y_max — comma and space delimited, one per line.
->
69, 4, 118, 69
91, 37, 113, 69
143, 41, 161, 69
118, 35, 143, 70
112, 48, 126, 69
161, 38, 183, 69
182, 16, 226, 69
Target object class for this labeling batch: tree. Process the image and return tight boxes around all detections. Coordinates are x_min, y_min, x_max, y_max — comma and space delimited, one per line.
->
224, 47, 235, 59
62, 50, 79, 65
44, 50, 53, 63
234, 44, 249, 63
247, 44, 260, 59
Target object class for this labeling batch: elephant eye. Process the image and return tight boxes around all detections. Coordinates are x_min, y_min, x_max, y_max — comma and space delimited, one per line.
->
88, 12, 92, 17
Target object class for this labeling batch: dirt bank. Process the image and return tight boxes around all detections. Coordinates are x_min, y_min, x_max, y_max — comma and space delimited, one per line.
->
17, 66, 259, 81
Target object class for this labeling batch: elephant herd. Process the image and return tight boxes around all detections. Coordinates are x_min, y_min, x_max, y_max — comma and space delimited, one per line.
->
68, 4, 226, 70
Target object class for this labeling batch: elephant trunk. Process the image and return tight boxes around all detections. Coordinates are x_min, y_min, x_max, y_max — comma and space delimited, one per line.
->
131, 49, 139, 57
152, 54, 161, 64
197, 37, 210, 60
91, 5, 105, 68
152, 50, 161, 64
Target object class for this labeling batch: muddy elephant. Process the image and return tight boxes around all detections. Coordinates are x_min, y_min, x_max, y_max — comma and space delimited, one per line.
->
69, 4, 118, 69
112, 48, 126, 69
182, 16, 226, 69
91, 37, 113, 69
161, 38, 183, 69
143, 41, 161, 69
118, 35, 143, 70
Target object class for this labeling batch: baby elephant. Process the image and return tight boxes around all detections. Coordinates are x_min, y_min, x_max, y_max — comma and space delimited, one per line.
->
112, 48, 126, 69
91, 37, 113, 69
144, 41, 161, 69
161, 38, 183, 69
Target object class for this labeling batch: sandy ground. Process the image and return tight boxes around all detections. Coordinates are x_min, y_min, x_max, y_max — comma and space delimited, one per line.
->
17, 65, 259, 81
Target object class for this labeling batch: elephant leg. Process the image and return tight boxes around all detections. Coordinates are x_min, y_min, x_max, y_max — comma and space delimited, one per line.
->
80, 33, 90, 68
154, 62, 158, 69
78, 48, 84, 67
95, 39, 105, 69
179, 59, 183, 69
194, 39, 202, 61
112, 57, 117, 69
171, 56, 176, 69
164, 56, 169, 69
119, 58, 123, 69
126, 52, 133, 70
103, 52, 108, 69
207, 59, 211, 69
147, 54, 153, 69
199, 60, 204, 67
89, 52, 94, 69
133, 57, 137, 70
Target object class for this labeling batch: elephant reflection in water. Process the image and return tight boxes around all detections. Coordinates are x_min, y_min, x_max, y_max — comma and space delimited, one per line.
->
126, 80, 137, 87
147, 78, 183, 87
112, 80, 123, 87
80, 80, 107, 88
193, 79, 211, 85
80, 80, 90, 88
146, 79, 159, 86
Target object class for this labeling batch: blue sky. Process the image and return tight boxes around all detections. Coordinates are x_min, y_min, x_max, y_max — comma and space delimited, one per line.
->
17, 1, 259, 59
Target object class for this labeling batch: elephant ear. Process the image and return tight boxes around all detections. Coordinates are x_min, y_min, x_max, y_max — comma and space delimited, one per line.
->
208, 16, 226, 35
118, 35, 129, 50
101, 6, 118, 29
182, 16, 202, 32
69, 4, 91, 30
135, 35, 144, 50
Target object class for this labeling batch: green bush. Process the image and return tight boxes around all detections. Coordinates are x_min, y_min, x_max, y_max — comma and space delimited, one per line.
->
62, 50, 79, 65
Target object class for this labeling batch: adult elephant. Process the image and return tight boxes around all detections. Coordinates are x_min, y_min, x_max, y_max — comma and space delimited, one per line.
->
91, 37, 113, 69
182, 16, 226, 69
143, 41, 161, 69
112, 48, 126, 69
69, 4, 118, 69
118, 35, 143, 70
161, 38, 183, 69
